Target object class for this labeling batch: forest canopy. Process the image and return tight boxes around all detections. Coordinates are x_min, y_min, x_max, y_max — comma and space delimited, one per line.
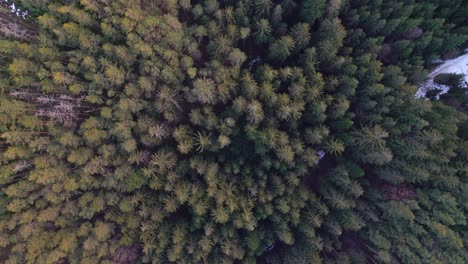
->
0, 0, 467, 263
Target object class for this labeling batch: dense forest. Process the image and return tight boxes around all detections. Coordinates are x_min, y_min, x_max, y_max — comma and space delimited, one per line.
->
0, 0, 467, 263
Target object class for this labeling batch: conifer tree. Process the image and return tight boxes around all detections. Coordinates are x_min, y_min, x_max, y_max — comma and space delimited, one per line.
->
0, 0, 466, 263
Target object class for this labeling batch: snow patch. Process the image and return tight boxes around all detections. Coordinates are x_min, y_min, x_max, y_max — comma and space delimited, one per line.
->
317, 150, 326, 161
264, 243, 275, 252
416, 52, 468, 99
248, 57, 262, 70
2, 0, 28, 18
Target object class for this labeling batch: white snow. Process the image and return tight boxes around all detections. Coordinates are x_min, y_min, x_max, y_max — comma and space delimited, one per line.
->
264, 243, 275, 252
317, 150, 326, 161
416, 52, 468, 99
2, 1, 28, 18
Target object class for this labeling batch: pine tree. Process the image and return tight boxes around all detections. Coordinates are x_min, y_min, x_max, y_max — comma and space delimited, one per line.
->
269, 35, 295, 61
300, 0, 327, 24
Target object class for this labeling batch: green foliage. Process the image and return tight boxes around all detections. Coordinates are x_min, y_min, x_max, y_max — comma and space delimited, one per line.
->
0, 0, 466, 263
300, 0, 327, 24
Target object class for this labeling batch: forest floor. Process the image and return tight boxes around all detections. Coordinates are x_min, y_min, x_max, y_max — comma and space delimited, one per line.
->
416, 52, 468, 98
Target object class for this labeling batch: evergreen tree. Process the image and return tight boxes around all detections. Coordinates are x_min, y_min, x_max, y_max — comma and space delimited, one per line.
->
0, 0, 466, 263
